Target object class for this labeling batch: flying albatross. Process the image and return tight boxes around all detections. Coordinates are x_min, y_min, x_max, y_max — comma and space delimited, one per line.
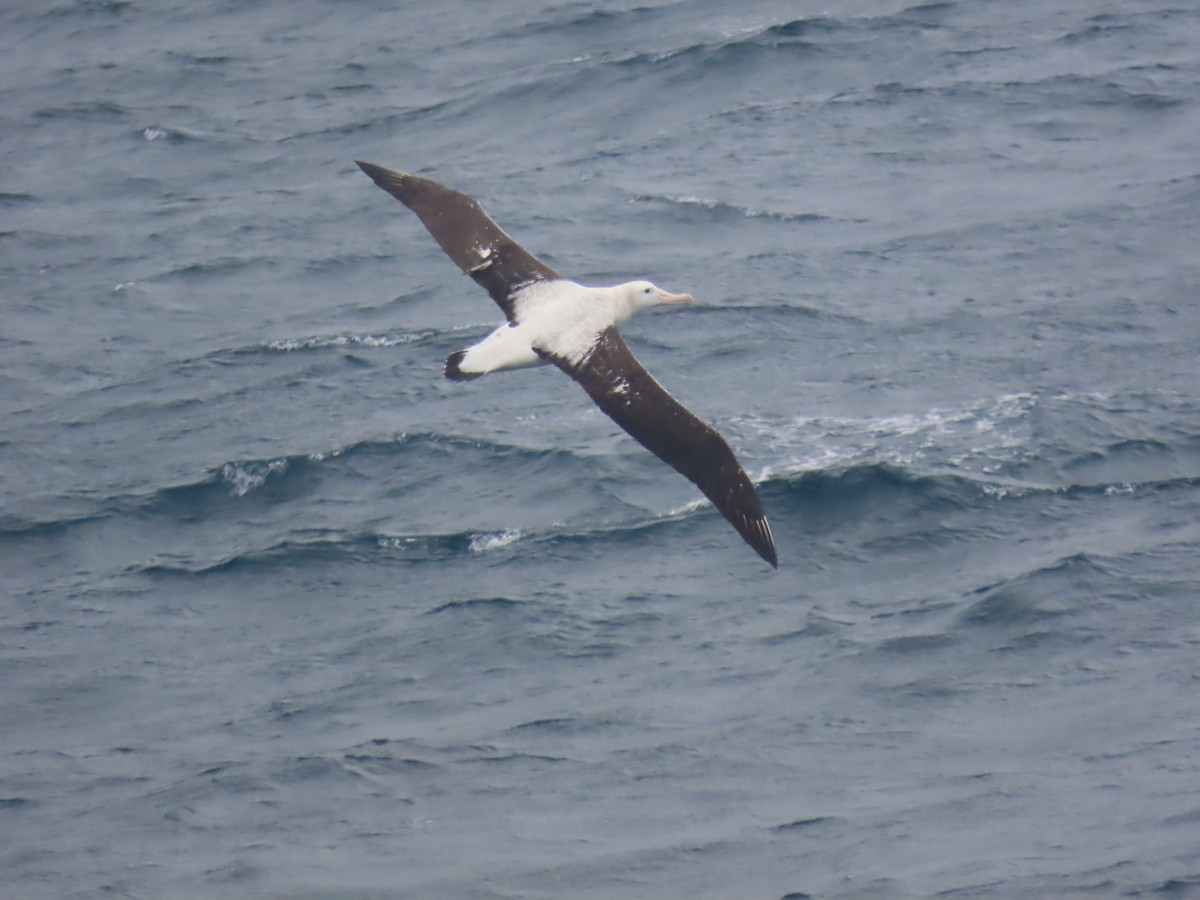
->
356, 161, 777, 567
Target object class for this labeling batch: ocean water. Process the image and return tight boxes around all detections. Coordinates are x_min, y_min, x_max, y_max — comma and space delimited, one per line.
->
3, 0, 1200, 897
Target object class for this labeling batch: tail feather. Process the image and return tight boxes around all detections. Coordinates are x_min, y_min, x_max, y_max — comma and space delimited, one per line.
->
445, 349, 483, 381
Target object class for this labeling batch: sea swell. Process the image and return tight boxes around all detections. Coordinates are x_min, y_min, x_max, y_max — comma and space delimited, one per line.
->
10, 450, 1196, 591
5, 387, 1198, 588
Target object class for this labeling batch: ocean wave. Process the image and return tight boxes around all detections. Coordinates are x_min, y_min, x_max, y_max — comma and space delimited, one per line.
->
581, 7, 954, 73
516, 7, 848, 48
38, 0, 132, 19
958, 552, 1118, 631
7, 401, 1197, 548
139, 526, 536, 577
425, 596, 525, 615
0, 510, 107, 539
0, 430, 598, 539
462, 12, 866, 111
612, 33, 827, 73
772, 461, 981, 507
23, 452, 1196, 579
745, 388, 1199, 494
1055, 10, 1193, 47
419, 10, 889, 141
824, 64, 1187, 116
745, 393, 1039, 483
262, 330, 440, 353
1002, 73, 1185, 110
163, 50, 239, 66
131, 431, 587, 507
683, 302, 861, 324
140, 532, 387, 576
139, 124, 206, 143
630, 192, 830, 224
152, 255, 270, 282
33, 99, 128, 120
280, 100, 452, 142
195, 319, 487, 362
467, 529, 523, 553
221, 458, 289, 498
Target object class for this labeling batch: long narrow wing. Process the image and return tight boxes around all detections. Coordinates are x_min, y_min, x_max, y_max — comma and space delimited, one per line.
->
356, 161, 561, 320
538, 327, 777, 567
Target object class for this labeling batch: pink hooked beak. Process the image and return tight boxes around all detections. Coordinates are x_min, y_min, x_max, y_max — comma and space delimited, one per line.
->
657, 289, 694, 304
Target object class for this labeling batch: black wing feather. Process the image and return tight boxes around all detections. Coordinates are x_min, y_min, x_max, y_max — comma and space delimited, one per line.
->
356, 161, 560, 320
538, 327, 777, 567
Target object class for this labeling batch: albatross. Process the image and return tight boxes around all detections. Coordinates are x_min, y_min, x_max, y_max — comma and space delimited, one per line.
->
356, 161, 777, 567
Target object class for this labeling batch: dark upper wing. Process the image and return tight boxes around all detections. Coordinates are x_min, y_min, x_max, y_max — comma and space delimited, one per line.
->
356, 161, 561, 321
538, 327, 777, 567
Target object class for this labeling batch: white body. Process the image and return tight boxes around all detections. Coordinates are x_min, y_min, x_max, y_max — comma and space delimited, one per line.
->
453, 279, 693, 377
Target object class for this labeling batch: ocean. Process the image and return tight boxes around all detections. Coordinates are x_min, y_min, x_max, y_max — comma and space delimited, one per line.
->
3, 0, 1199, 897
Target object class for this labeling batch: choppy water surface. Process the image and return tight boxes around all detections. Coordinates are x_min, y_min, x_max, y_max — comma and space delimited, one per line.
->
3, 1, 1199, 897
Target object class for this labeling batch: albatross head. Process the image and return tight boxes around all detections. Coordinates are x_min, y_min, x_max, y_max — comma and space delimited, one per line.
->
622, 280, 695, 315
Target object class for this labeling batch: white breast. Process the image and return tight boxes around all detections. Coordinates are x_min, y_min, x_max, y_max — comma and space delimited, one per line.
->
517, 280, 622, 367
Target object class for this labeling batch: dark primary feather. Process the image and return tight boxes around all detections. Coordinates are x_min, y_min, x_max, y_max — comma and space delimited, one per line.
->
356, 161, 560, 320
538, 327, 778, 568
444, 348, 481, 382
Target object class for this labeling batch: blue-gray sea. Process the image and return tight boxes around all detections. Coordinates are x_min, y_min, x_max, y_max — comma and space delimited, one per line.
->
3, 1, 1200, 897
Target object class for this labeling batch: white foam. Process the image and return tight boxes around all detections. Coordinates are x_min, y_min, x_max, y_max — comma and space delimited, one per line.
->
307, 446, 347, 463
739, 392, 1038, 479
221, 458, 288, 497
468, 529, 522, 553
266, 331, 432, 352
665, 496, 712, 518
377, 536, 418, 550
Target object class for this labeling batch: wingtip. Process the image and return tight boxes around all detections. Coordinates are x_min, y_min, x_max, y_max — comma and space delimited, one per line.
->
356, 160, 406, 186
445, 349, 483, 381
758, 536, 779, 569
749, 517, 778, 568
